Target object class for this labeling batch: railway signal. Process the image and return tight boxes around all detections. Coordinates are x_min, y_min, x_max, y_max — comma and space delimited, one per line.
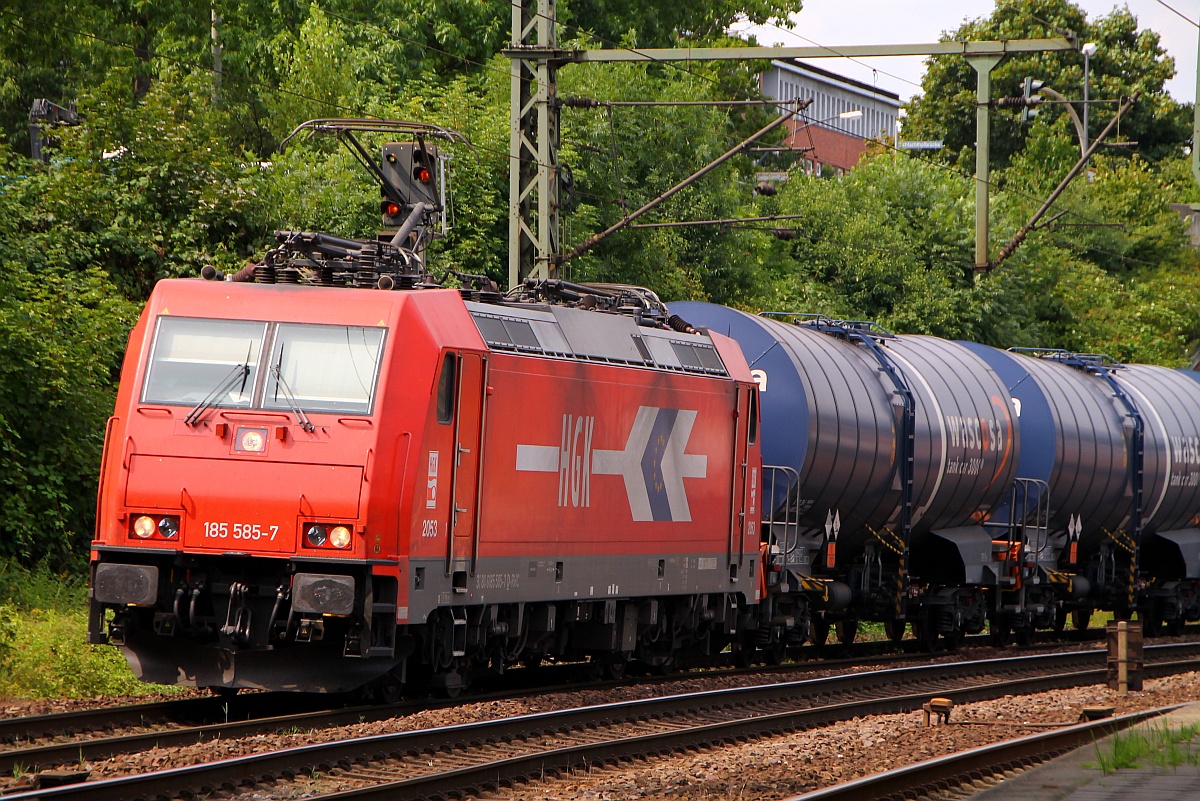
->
381, 142, 439, 225
1021, 77, 1045, 123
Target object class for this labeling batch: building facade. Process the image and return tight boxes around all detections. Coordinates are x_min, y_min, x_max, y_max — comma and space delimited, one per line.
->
760, 60, 901, 175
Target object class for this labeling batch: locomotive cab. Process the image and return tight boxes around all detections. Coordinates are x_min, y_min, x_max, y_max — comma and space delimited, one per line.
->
88, 280, 471, 692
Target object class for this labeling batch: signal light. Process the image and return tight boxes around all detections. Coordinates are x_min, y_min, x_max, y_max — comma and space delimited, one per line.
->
380, 142, 440, 226
1020, 76, 1045, 124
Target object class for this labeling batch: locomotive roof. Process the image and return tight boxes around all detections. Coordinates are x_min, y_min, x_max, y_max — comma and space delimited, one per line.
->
466, 301, 728, 377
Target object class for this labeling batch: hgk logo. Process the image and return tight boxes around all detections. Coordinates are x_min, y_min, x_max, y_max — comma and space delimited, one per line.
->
517, 407, 707, 521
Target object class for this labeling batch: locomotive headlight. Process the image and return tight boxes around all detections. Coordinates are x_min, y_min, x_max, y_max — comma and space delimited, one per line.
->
329, 525, 352, 549
132, 515, 156, 539
305, 524, 328, 547
157, 516, 179, 539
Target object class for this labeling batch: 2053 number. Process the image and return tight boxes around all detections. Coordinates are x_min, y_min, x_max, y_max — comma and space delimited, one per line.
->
203, 522, 279, 541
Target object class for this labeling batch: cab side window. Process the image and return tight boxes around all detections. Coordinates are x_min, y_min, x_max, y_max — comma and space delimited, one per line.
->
436, 353, 457, 423
747, 388, 759, 444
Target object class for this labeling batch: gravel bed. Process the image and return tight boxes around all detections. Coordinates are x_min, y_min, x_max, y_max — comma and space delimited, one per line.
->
481, 672, 1200, 801
1, 641, 1195, 798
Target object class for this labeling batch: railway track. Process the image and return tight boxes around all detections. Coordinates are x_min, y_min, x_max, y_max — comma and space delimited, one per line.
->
0, 631, 1119, 779
0, 642, 973, 776
788, 706, 1177, 801
5, 642, 1199, 801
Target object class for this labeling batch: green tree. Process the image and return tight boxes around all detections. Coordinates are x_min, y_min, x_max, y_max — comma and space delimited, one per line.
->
0, 161, 139, 566
903, 0, 1190, 171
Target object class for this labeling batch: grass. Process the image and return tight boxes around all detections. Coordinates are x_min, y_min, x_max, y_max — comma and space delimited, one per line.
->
0, 560, 172, 699
1091, 722, 1200, 775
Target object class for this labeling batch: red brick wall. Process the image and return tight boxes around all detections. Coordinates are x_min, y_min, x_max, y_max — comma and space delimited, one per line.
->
784, 121, 871, 174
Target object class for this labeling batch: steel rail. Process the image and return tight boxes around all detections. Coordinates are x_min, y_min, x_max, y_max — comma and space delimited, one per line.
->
786, 706, 1178, 801
0, 635, 1187, 778
6, 644, 1199, 801
0, 646, 971, 773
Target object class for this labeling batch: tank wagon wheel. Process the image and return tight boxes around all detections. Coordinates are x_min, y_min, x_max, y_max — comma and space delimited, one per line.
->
914, 621, 943, 652
1167, 617, 1185, 636
810, 620, 830, 648
1053, 607, 1067, 633
1140, 612, 1162, 637
1071, 609, 1092, 631
1015, 627, 1035, 647
763, 639, 787, 666
943, 629, 965, 651
988, 622, 1012, 648
835, 620, 859, 646
884, 619, 905, 644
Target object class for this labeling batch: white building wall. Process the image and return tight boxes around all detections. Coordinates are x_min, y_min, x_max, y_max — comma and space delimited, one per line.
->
766, 62, 900, 140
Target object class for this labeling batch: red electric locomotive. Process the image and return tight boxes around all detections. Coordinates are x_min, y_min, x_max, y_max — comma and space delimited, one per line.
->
88, 237, 762, 695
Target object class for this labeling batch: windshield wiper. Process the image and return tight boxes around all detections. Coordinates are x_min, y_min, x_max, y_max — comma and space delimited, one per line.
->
184, 362, 251, 427
271, 346, 315, 432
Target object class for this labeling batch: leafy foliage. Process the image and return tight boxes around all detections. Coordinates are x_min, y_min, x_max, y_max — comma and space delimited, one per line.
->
903, 0, 1191, 170
0, 0, 1197, 575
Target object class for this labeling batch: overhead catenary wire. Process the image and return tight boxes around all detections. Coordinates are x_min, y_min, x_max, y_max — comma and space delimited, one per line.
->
1149, 0, 1199, 27
510, 0, 1148, 254
11, 3, 1172, 270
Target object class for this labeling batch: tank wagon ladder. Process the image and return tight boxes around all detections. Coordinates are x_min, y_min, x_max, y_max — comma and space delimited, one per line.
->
777, 315, 917, 630
984, 477, 1055, 644
755, 465, 809, 652
1019, 350, 1146, 618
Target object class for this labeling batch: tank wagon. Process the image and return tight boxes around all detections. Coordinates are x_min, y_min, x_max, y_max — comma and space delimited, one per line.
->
962, 347, 1200, 635
677, 302, 1200, 647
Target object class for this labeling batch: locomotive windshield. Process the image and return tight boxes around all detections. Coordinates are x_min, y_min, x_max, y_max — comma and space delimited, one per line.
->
142, 318, 266, 407
263, 324, 385, 414
141, 316, 385, 415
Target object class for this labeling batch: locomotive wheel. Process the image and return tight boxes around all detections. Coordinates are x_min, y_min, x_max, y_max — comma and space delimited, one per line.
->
810, 620, 830, 648
374, 674, 404, 704
835, 620, 858, 645
884, 619, 905, 643
1072, 610, 1092, 631
602, 656, 628, 680
651, 657, 676, 676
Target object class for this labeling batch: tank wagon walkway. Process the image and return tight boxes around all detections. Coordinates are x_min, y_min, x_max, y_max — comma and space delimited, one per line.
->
971, 702, 1200, 800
